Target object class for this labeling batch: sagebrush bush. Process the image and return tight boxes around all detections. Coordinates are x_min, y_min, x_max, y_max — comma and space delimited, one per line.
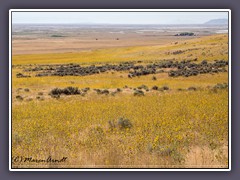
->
63, 87, 81, 95
50, 87, 81, 96
108, 118, 133, 130
16, 95, 23, 101
50, 88, 62, 95
24, 88, 30, 92
117, 118, 133, 129
162, 86, 170, 90
133, 90, 144, 96
152, 86, 158, 90
213, 83, 228, 90
116, 88, 122, 92
188, 86, 197, 91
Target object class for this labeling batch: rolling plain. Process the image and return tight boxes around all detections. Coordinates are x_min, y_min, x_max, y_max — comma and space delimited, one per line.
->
12, 24, 229, 168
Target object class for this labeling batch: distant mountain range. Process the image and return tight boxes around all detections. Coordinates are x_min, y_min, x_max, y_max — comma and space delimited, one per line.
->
204, 19, 228, 25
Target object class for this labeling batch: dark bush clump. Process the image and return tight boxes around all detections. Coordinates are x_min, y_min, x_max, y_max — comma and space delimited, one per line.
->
116, 88, 122, 92
133, 90, 144, 96
16, 73, 30, 78
162, 86, 170, 91
16, 95, 23, 101
152, 86, 158, 90
188, 86, 197, 91
95, 89, 109, 95
94, 89, 101, 94
152, 76, 157, 80
51, 34, 65, 37
62, 86, 81, 95
50, 88, 63, 95
175, 32, 195, 36
24, 88, 30, 92
49, 87, 81, 96
102, 89, 109, 95
16, 73, 23, 78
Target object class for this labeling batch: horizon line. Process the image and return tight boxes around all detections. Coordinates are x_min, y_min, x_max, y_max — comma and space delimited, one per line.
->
12, 22, 228, 25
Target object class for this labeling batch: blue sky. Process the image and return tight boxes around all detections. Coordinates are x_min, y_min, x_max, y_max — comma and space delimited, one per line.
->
12, 11, 228, 24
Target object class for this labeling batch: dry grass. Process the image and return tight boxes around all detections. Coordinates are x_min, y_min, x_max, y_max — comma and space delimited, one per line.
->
12, 34, 228, 65
12, 29, 196, 55
184, 146, 228, 168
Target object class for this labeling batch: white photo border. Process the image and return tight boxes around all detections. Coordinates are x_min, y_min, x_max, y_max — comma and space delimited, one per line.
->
9, 9, 231, 171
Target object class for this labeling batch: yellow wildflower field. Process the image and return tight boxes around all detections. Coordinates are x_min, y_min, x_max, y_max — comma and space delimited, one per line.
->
12, 34, 229, 168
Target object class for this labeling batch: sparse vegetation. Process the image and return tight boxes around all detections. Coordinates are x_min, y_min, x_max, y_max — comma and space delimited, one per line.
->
38, 92, 44, 96
175, 32, 195, 36
16, 73, 30, 78
51, 34, 65, 37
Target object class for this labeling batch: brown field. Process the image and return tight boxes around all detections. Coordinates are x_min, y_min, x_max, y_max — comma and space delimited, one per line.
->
12, 24, 220, 55
13, 36, 192, 55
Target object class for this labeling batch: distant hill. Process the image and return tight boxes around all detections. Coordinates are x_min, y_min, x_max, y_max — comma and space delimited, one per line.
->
204, 19, 228, 25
